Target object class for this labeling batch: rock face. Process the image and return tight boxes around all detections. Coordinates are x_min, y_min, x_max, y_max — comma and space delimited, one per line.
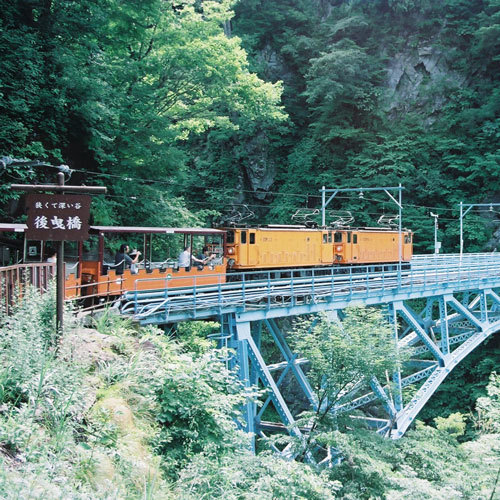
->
244, 131, 276, 200
238, 9, 469, 201
257, 43, 295, 84
385, 43, 466, 121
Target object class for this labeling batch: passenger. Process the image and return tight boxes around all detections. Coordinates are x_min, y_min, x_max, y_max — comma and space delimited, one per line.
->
129, 248, 140, 261
46, 248, 57, 263
178, 246, 191, 268
115, 244, 140, 275
128, 248, 141, 274
192, 248, 206, 268
202, 246, 216, 265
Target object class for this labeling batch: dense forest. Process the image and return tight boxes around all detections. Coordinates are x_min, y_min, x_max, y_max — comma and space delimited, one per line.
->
1, 0, 500, 251
1, 0, 500, 498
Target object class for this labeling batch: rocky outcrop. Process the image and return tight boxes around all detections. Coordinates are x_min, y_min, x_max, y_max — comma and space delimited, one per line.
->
386, 43, 467, 121
256, 43, 295, 84
243, 131, 276, 200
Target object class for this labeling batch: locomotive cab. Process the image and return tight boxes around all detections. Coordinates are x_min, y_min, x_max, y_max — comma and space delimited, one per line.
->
333, 231, 346, 262
333, 228, 413, 265
225, 229, 238, 268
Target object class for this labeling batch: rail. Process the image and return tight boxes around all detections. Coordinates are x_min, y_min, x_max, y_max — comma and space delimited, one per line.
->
0, 262, 55, 314
121, 253, 500, 322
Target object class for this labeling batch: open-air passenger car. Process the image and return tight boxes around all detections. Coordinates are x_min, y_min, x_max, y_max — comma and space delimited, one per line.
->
79, 226, 226, 301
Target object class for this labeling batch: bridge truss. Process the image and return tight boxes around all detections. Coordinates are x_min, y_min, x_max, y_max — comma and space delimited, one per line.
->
218, 290, 500, 448
121, 254, 500, 448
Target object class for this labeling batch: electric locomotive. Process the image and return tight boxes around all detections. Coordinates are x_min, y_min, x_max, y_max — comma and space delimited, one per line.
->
224, 225, 413, 271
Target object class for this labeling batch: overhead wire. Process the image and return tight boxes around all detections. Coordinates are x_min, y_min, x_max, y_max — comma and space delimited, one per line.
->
101, 193, 463, 222
4, 161, 500, 221
102, 191, 496, 224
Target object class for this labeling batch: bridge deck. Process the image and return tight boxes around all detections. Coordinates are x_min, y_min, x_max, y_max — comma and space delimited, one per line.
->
121, 253, 500, 324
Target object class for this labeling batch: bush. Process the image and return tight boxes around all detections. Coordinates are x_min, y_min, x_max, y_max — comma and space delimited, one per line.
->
175, 451, 341, 499
155, 348, 252, 476
434, 412, 466, 439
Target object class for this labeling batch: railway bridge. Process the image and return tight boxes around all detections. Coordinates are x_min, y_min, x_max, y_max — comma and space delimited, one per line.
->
119, 253, 500, 447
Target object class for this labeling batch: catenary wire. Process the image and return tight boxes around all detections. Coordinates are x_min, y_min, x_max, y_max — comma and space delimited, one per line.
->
4, 161, 499, 218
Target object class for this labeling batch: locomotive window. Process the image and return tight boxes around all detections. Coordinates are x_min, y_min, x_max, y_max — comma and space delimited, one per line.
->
353, 234, 358, 244
347, 232, 351, 243
250, 233, 255, 244
323, 234, 328, 243
226, 231, 235, 244
241, 231, 247, 244
405, 235, 411, 244
328, 232, 332, 243
334, 233, 343, 243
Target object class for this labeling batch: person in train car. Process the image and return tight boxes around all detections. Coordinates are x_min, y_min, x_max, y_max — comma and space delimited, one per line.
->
201, 246, 216, 265
192, 248, 206, 270
46, 248, 57, 263
178, 246, 191, 268
115, 244, 141, 275
128, 248, 142, 274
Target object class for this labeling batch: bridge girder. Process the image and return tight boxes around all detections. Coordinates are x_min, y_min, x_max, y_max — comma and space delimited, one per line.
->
220, 288, 500, 450
121, 254, 500, 455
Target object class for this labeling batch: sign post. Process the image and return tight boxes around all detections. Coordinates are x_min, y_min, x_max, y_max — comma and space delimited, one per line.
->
11, 172, 106, 332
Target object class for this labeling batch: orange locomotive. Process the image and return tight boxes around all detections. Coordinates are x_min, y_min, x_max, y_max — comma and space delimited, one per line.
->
224, 225, 413, 271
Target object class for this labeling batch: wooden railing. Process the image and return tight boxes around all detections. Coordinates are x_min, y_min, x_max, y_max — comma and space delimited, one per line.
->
0, 262, 55, 314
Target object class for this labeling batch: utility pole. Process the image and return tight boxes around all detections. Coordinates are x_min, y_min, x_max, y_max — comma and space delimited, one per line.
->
430, 212, 439, 254
459, 202, 500, 259
56, 173, 65, 330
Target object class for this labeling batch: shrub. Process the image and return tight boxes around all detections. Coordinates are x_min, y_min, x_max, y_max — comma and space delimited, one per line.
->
175, 450, 341, 499
155, 348, 252, 476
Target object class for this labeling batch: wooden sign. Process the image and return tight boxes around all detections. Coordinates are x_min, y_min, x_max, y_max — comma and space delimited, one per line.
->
26, 194, 91, 241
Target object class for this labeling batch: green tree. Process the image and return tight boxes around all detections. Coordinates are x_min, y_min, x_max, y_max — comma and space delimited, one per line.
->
0, 0, 287, 227
155, 348, 254, 477
175, 450, 341, 499
287, 307, 406, 460
475, 372, 500, 434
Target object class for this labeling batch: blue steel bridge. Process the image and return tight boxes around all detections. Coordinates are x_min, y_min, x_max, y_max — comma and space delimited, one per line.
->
121, 253, 500, 449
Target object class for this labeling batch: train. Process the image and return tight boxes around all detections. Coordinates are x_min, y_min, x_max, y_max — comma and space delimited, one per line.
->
0, 221, 413, 305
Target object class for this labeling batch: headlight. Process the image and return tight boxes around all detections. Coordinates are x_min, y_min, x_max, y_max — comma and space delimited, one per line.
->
336, 245, 342, 252
228, 247, 234, 254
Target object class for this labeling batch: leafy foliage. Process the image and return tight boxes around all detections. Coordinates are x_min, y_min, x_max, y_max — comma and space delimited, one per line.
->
475, 371, 500, 434
155, 348, 251, 476
175, 450, 341, 499
0, 0, 286, 228
285, 307, 407, 460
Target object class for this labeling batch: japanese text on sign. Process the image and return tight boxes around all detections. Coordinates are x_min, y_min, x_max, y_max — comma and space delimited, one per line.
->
26, 194, 91, 241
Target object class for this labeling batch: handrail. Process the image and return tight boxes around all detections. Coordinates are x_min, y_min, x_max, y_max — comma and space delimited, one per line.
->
4, 252, 500, 320
121, 253, 500, 321
0, 262, 56, 314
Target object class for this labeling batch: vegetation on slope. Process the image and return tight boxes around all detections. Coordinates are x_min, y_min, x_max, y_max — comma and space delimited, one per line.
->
0, 288, 498, 499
